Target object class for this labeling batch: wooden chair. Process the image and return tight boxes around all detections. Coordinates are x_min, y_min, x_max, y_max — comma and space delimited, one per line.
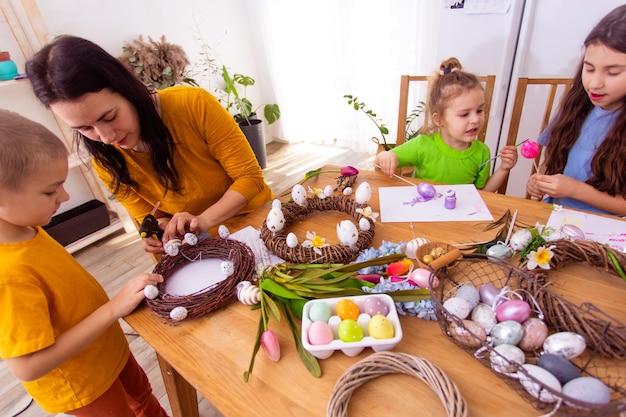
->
395, 74, 497, 146
497, 77, 574, 196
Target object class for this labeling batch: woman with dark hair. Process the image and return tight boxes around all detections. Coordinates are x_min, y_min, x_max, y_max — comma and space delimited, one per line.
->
26, 35, 273, 254
527, 5, 626, 216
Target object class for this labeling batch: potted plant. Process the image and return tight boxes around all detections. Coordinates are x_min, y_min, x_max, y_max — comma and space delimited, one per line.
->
344, 94, 425, 151
222, 65, 280, 168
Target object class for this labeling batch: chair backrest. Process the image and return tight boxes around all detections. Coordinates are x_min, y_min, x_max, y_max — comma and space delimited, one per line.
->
395, 74, 496, 146
497, 77, 574, 196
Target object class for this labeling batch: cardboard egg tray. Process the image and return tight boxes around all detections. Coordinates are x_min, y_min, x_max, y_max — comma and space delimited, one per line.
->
301, 294, 403, 359
429, 254, 626, 416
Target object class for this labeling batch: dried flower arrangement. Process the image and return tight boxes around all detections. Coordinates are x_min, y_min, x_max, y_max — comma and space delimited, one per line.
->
118, 35, 197, 90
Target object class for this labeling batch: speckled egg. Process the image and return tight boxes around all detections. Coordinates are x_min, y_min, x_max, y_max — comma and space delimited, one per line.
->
291, 184, 307, 206
490, 320, 524, 346
265, 207, 285, 233
286, 232, 299, 248
336, 299, 360, 321
471, 303, 497, 334
358, 217, 371, 231
543, 332, 586, 360
354, 182, 372, 204
486, 243, 513, 259
164, 239, 182, 256
509, 229, 533, 252
144, 284, 159, 300
449, 319, 487, 348
518, 318, 549, 351
343, 187, 353, 196
183, 232, 198, 245
368, 314, 395, 339
490, 344, 525, 373
220, 261, 234, 276
218, 225, 230, 239
169, 306, 188, 321
443, 297, 472, 320
563, 377, 611, 407
519, 364, 562, 403
309, 302, 332, 322
456, 284, 480, 310
308, 321, 334, 345
338, 319, 364, 342
323, 185, 333, 197
363, 296, 390, 316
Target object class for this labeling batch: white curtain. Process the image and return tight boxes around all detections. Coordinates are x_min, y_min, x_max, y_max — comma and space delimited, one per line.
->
247, 0, 441, 153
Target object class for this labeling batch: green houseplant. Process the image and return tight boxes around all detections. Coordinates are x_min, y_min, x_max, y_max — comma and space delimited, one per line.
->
344, 94, 425, 151
222, 65, 281, 168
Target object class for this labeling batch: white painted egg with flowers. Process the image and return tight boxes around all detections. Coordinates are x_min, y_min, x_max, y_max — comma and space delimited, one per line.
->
355, 182, 372, 204
265, 207, 285, 233
272, 198, 282, 210
323, 185, 333, 197
337, 220, 359, 248
291, 184, 307, 206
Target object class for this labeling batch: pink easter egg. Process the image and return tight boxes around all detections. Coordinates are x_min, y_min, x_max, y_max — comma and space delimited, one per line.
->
408, 268, 439, 288
495, 299, 531, 323
520, 140, 540, 159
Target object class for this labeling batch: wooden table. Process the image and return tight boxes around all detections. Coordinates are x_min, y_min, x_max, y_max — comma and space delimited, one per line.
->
125, 166, 626, 417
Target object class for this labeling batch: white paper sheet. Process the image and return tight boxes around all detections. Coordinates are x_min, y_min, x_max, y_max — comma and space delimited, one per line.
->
547, 208, 626, 251
378, 184, 493, 223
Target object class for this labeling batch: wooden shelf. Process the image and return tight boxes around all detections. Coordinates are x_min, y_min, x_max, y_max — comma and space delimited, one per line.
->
65, 215, 126, 254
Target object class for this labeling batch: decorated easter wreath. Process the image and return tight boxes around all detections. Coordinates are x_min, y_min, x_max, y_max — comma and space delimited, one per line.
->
145, 235, 255, 322
260, 182, 377, 264
327, 351, 469, 417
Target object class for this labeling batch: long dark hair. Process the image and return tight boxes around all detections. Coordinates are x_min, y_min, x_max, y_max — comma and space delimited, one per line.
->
25, 35, 179, 195
544, 5, 626, 196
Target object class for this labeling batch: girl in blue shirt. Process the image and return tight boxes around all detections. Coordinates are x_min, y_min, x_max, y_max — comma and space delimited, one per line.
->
527, 5, 626, 216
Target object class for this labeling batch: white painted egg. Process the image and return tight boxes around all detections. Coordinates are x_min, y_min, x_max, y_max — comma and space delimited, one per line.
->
221, 261, 234, 276
183, 232, 198, 246
343, 187, 353, 196
237, 281, 261, 305
271, 198, 282, 210
455, 284, 480, 310
358, 217, 371, 231
490, 344, 525, 373
265, 207, 285, 233
563, 377, 611, 407
490, 320, 524, 346
286, 232, 299, 248
543, 332, 586, 360
323, 185, 333, 197
169, 306, 189, 321
291, 184, 307, 206
144, 284, 159, 300
443, 297, 472, 320
336, 220, 359, 247
218, 225, 230, 239
509, 229, 533, 251
405, 237, 429, 259
471, 303, 497, 334
519, 364, 562, 403
354, 182, 372, 204
164, 239, 182, 256
486, 243, 513, 259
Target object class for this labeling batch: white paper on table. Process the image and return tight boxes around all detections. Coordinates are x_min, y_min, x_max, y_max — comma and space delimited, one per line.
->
547, 208, 626, 251
164, 258, 228, 296
230, 225, 285, 270
378, 184, 493, 223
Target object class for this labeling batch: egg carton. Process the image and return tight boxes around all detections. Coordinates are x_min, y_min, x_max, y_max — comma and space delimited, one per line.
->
301, 294, 403, 359
429, 254, 626, 416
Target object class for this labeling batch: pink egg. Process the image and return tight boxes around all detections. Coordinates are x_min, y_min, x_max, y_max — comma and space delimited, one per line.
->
479, 284, 501, 307
408, 268, 438, 288
362, 296, 390, 316
495, 299, 531, 323
307, 321, 334, 345
520, 140, 540, 159
518, 317, 549, 351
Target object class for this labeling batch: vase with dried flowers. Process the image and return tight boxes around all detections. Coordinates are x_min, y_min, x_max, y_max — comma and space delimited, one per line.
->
118, 35, 198, 90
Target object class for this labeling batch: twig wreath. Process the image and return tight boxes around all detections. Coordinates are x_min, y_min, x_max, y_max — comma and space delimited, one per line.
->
260, 192, 375, 264
146, 235, 255, 322
327, 351, 469, 417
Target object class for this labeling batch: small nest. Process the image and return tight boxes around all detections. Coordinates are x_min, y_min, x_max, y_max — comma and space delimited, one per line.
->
430, 255, 626, 416
327, 351, 469, 417
415, 241, 457, 269
146, 237, 255, 322
260, 195, 374, 264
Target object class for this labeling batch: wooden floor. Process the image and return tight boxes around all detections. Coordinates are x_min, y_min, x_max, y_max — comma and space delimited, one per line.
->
0, 141, 373, 417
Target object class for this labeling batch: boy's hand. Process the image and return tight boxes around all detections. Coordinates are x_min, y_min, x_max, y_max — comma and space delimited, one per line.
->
109, 273, 164, 318
374, 151, 399, 178
498, 145, 518, 171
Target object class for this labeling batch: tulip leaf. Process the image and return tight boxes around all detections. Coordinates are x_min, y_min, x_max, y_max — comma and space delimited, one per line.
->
279, 302, 321, 378
243, 315, 264, 382
262, 292, 282, 323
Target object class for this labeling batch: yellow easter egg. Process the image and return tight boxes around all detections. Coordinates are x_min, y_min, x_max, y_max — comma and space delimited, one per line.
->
368, 314, 395, 339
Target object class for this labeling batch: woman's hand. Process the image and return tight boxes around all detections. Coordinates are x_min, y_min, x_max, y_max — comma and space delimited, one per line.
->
161, 211, 206, 242
374, 151, 399, 178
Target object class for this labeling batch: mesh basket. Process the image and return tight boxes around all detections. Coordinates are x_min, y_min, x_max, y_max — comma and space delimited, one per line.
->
429, 254, 626, 416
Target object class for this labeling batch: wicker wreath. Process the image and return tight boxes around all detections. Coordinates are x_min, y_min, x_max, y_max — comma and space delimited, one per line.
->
146, 237, 255, 322
327, 351, 469, 417
519, 238, 626, 359
260, 195, 374, 264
